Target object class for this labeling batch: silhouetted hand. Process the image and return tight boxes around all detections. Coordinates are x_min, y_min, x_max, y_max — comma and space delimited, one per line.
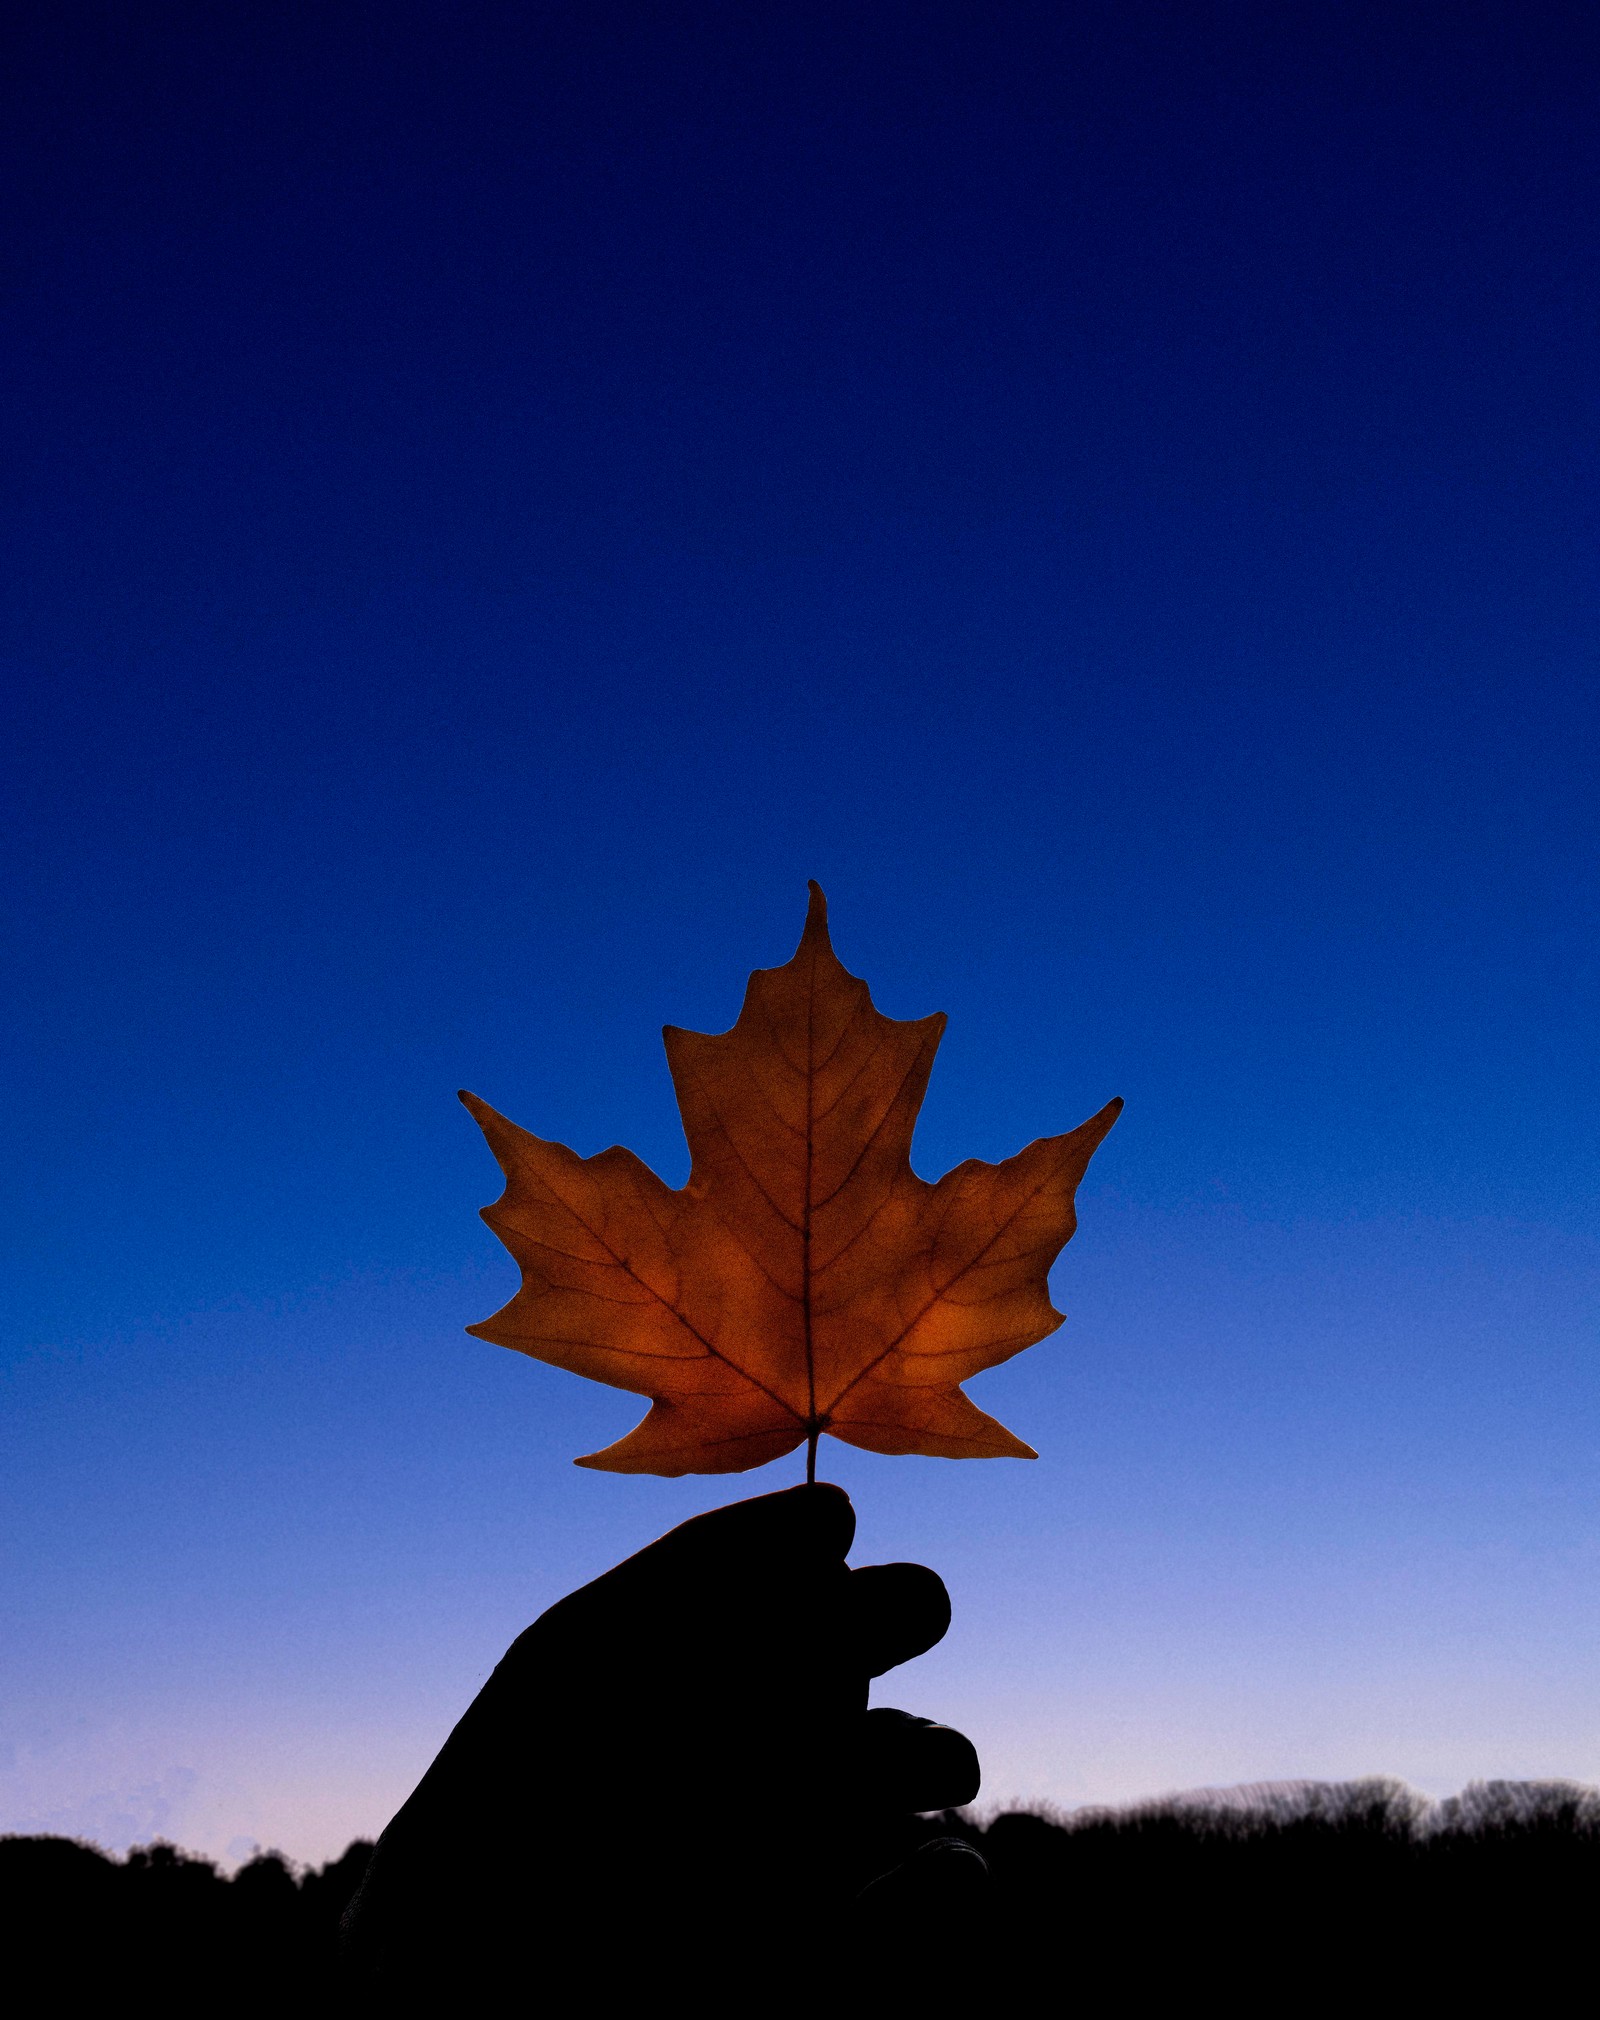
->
343, 1483, 984, 1999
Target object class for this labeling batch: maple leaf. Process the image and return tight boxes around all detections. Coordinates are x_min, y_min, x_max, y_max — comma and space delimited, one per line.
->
461, 886, 1121, 1477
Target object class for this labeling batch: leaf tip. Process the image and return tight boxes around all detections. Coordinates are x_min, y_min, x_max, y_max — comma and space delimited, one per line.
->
801, 879, 830, 944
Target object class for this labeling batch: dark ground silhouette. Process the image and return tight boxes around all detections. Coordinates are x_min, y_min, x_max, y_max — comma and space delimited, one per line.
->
6, 1780, 1596, 2009
0, 1832, 371, 2001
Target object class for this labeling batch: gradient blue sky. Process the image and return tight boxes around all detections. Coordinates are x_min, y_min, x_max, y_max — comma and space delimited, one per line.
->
4, 3, 1597, 1867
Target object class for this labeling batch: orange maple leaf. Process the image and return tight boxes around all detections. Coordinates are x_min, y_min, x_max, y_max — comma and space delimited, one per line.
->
461, 886, 1121, 1477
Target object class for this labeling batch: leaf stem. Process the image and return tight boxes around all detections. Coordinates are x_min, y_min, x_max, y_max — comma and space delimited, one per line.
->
806, 1426, 818, 1485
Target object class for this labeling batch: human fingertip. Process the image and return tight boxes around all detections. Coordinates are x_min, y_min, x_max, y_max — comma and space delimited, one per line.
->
891, 1836, 988, 1893
848, 1836, 990, 1990
857, 1708, 982, 1810
851, 1835, 989, 1934
846, 1562, 951, 1673
662, 1479, 855, 1566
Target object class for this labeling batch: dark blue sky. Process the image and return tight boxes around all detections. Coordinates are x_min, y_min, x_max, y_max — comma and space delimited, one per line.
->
4, 3, 1597, 1862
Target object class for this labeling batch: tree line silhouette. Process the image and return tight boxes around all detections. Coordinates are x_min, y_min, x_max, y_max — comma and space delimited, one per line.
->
5, 1778, 1595, 2007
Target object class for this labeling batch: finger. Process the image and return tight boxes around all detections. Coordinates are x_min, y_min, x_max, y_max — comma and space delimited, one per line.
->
852, 1835, 989, 1940
854, 1707, 982, 1811
649, 1481, 856, 1575
522, 1483, 854, 1669
842, 1563, 951, 1676
857, 1835, 989, 1905
848, 1836, 990, 1991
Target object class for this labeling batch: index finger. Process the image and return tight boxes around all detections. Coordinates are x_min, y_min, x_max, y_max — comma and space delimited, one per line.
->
646, 1481, 856, 1574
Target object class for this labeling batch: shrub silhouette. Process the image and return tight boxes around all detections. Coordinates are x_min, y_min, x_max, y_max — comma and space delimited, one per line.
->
0, 1832, 373, 2001
4, 1782, 1598, 2008
938, 1779, 1600, 2005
